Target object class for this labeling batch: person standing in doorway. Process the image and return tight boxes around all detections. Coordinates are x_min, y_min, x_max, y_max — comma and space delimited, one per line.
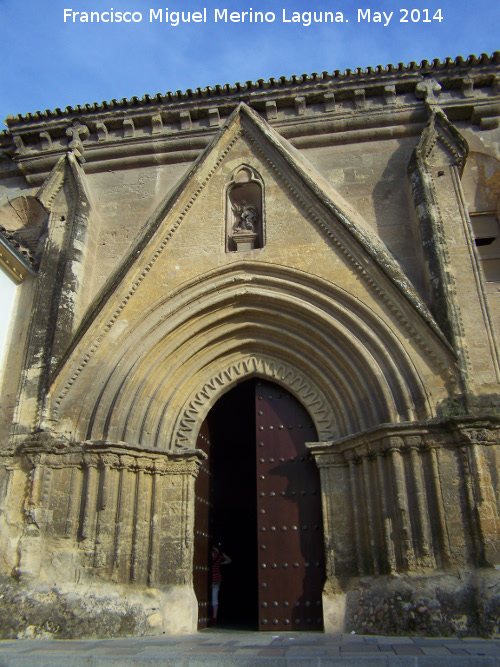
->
211, 541, 231, 626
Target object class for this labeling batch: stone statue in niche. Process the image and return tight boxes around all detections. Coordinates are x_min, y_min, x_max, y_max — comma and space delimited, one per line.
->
232, 201, 259, 232
227, 166, 264, 251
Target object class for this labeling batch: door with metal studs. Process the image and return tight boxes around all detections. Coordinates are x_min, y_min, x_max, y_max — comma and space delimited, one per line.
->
193, 420, 212, 630
193, 379, 325, 631
255, 379, 325, 631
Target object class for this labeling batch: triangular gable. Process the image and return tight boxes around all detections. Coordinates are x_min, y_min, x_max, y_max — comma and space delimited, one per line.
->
59, 103, 448, 363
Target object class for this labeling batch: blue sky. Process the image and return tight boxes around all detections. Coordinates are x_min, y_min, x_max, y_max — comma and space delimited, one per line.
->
0, 0, 498, 123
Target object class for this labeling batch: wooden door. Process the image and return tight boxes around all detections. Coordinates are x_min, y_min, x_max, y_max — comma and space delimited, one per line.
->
255, 379, 325, 631
193, 420, 212, 629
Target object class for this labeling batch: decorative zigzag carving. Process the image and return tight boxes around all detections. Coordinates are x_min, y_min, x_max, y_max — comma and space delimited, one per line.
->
173, 355, 337, 449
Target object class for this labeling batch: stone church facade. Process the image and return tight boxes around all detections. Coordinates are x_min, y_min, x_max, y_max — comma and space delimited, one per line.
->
0, 53, 500, 638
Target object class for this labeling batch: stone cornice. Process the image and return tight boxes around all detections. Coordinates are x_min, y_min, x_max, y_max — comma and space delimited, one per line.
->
4, 53, 500, 127
15, 438, 207, 475
307, 415, 500, 466
1, 54, 499, 182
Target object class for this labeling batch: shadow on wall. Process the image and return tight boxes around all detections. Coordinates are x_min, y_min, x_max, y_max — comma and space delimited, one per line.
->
371, 138, 428, 300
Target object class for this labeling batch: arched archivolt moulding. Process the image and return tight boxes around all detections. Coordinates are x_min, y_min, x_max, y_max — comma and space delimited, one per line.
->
47, 262, 457, 451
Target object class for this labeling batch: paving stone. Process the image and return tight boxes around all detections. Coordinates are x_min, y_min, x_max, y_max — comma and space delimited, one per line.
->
320, 658, 389, 666
458, 645, 500, 655
1, 633, 500, 666
234, 648, 269, 655
341, 644, 381, 652
286, 647, 329, 656
393, 646, 423, 656
420, 647, 454, 656
413, 658, 496, 667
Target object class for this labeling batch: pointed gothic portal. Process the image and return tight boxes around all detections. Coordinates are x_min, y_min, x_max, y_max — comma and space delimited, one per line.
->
193, 379, 325, 631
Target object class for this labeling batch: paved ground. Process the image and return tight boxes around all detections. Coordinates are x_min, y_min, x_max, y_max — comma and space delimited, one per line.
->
1, 630, 500, 666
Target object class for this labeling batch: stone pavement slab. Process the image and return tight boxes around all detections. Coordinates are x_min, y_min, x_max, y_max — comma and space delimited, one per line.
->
0, 631, 500, 665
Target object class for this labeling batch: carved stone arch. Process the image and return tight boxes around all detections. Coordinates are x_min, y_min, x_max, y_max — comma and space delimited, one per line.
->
226, 164, 264, 251
170, 354, 337, 450
0, 195, 48, 232
48, 258, 453, 449
0, 195, 48, 273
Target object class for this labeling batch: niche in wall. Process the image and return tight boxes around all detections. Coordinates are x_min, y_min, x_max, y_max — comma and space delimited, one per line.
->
226, 165, 264, 252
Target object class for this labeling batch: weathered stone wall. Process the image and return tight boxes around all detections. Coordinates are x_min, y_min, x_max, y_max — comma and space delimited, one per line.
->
0, 443, 203, 638
312, 420, 500, 636
343, 569, 500, 637
312, 422, 500, 575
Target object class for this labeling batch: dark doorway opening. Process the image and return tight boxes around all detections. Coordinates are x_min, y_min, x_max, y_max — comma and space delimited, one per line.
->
194, 377, 325, 631
207, 379, 258, 630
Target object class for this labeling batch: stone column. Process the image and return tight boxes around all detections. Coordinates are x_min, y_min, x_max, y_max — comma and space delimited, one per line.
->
407, 438, 435, 567
308, 445, 351, 634
459, 426, 500, 566
362, 455, 379, 574
112, 454, 136, 581
427, 443, 452, 567
387, 438, 415, 570
347, 454, 364, 574
375, 452, 396, 573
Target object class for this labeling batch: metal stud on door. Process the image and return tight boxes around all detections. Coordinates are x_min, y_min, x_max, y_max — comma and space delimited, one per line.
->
255, 380, 325, 631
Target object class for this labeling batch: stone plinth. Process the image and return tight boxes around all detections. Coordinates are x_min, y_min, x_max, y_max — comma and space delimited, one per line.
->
232, 229, 258, 251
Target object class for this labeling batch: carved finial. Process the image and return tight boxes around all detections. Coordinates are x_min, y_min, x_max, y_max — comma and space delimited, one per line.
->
415, 78, 442, 103
66, 121, 89, 159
